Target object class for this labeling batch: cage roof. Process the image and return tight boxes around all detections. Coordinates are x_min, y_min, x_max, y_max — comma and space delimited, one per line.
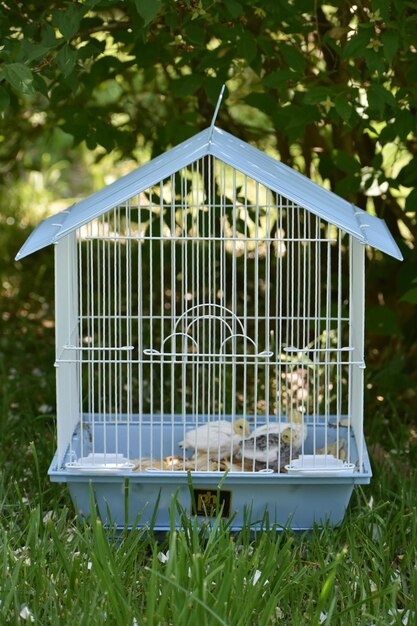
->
16, 125, 403, 261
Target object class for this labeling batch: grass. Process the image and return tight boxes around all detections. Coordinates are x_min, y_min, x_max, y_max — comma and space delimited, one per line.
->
1, 223, 417, 625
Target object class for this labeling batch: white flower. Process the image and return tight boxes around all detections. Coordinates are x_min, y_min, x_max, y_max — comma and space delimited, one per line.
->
253, 569, 262, 585
157, 550, 169, 564
19, 605, 35, 622
319, 612, 327, 624
38, 404, 53, 414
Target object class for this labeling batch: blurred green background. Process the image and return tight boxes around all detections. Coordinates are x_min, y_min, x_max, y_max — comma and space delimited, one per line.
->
1, 0, 416, 475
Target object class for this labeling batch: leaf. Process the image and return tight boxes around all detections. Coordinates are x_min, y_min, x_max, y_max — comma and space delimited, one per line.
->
2, 63, 35, 96
226, 0, 243, 18
280, 44, 306, 73
0, 85, 10, 111
56, 45, 77, 77
171, 74, 202, 98
134, 0, 162, 26
366, 305, 400, 336
334, 94, 352, 122
333, 150, 360, 174
342, 30, 370, 59
52, 6, 83, 40
237, 33, 257, 63
304, 87, 333, 105
245, 92, 276, 116
397, 156, 417, 187
381, 29, 399, 64
263, 69, 294, 87
400, 287, 417, 304
405, 187, 417, 213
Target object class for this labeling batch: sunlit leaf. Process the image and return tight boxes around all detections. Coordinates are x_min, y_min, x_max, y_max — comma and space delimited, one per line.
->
134, 0, 162, 25
3, 63, 35, 96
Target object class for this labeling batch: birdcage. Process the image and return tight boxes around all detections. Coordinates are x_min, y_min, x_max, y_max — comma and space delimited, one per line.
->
17, 97, 402, 530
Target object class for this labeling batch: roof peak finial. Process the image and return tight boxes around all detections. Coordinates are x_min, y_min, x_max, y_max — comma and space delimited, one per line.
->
209, 84, 226, 139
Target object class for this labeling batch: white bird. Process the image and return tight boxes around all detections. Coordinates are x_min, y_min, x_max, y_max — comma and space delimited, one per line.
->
178, 418, 250, 458
239, 428, 293, 464
248, 411, 307, 447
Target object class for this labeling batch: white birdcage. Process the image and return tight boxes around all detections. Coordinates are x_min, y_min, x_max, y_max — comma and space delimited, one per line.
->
17, 94, 402, 530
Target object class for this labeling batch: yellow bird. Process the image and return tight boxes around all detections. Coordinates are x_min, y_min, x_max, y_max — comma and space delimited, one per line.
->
178, 418, 250, 458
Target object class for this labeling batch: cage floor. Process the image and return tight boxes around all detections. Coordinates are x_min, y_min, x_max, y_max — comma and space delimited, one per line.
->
49, 415, 371, 530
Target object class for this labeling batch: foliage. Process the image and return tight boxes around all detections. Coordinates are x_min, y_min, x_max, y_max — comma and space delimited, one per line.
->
1, 0, 417, 405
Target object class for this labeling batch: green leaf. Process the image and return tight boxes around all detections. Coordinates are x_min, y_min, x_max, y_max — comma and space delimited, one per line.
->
236, 34, 257, 63
405, 187, 417, 213
52, 5, 83, 40
226, 0, 243, 18
245, 92, 276, 116
366, 305, 400, 336
304, 87, 332, 105
171, 74, 203, 98
280, 44, 306, 73
134, 0, 162, 25
0, 85, 10, 111
263, 69, 294, 87
334, 94, 352, 122
2, 63, 35, 96
397, 156, 417, 187
56, 45, 77, 77
342, 30, 370, 59
400, 287, 417, 304
333, 150, 361, 174
381, 29, 399, 64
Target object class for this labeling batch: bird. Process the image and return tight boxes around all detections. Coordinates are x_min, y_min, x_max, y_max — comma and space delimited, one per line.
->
132, 455, 184, 472
239, 427, 295, 466
184, 453, 228, 472
246, 410, 307, 449
178, 418, 250, 458
316, 438, 347, 461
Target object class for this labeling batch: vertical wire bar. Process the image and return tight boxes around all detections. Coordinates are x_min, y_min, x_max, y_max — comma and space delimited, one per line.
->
347, 238, 353, 465
289, 201, 295, 462
210, 159, 215, 430
216, 160, 224, 462
276, 193, 283, 471
118, 205, 123, 459
222, 163, 228, 458
181, 168, 189, 460
301, 209, 308, 456
77, 229, 83, 462
149, 188, 154, 462
170, 174, 176, 467
336, 229, 342, 460
83, 223, 89, 461
206, 159, 211, 435
160, 179, 165, 464
96, 218, 102, 459
191, 163, 199, 461
254, 182, 260, 459
113, 207, 118, 461
137, 192, 143, 468
194, 161, 200, 455
313, 215, 319, 457
181, 168, 187, 467
264, 188, 271, 441
126, 200, 132, 461
197, 158, 204, 422
231, 167, 237, 428
105, 215, 110, 457
306, 211, 311, 424
90, 220, 96, 459
242, 175, 248, 469
324, 222, 332, 461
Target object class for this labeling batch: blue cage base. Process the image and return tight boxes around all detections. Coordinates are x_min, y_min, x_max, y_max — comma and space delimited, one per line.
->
49, 416, 372, 531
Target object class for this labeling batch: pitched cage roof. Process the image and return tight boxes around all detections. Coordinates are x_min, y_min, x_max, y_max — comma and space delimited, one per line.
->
16, 126, 403, 261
